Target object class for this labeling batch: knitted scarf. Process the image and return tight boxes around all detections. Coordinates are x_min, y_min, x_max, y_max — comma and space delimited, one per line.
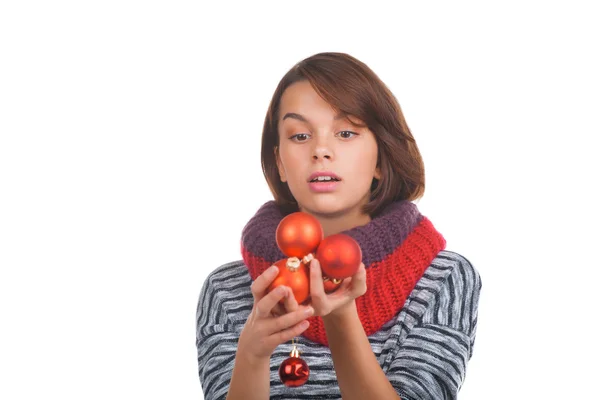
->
240, 200, 446, 346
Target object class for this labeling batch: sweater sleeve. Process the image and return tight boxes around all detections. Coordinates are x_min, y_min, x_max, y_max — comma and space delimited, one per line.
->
196, 262, 249, 400
387, 253, 482, 400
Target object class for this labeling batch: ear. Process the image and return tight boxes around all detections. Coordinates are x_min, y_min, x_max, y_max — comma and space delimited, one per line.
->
275, 146, 287, 182
374, 165, 382, 180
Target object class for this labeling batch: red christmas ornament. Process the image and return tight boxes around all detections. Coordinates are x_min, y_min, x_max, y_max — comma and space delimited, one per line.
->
276, 212, 323, 259
279, 345, 309, 387
316, 234, 362, 280
322, 275, 343, 294
268, 258, 310, 305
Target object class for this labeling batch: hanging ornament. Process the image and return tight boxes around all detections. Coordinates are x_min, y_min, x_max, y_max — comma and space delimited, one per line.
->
279, 338, 310, 387
316, 234, 362, 280
267, 258, 311, 305
276, 212, 323, 258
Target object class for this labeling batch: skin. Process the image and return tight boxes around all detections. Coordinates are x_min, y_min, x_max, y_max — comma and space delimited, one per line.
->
274, 81, 399, 399
228, 81, 399, 399
275, 80, 381, 238
269, 79, 379, 318
228, 266, 314, 400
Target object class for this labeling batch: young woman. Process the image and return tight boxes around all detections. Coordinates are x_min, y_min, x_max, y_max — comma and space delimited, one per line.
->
196, 52, 481, 400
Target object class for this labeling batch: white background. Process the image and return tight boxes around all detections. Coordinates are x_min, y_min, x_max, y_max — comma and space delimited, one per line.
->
1, 1, 599, 399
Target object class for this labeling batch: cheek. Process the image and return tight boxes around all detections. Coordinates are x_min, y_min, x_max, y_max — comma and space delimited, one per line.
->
354, 143, 378, 173
367, 141, 379, 171
279, 147, 305, 176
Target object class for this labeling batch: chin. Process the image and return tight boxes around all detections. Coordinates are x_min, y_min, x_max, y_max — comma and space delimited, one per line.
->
300, 196, 356, 217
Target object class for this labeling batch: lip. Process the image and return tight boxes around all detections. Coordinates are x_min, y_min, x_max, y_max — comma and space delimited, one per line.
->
307, 171, 342, 182
308, 180, 340, 193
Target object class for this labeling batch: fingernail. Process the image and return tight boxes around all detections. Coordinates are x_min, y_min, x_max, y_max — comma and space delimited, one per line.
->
269, 265, 279, 274
300, 321, 309, 329
305, 307, 314, 316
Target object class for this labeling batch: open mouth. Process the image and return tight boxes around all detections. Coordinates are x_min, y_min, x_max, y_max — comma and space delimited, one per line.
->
309, 176, 341, 183
308, 175, 341, 193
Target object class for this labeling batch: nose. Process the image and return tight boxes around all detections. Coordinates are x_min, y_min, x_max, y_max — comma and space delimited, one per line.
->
312, 136, 333, 161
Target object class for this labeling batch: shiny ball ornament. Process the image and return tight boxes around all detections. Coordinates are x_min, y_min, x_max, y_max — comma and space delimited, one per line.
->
316, 234, 362, 280
268, 258, 310, 305
276, 212, 323, 258
322, 275, 343, 294
279, 346, 310, 387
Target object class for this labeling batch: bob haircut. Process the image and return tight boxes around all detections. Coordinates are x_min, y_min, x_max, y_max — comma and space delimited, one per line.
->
261, 52, 425, 217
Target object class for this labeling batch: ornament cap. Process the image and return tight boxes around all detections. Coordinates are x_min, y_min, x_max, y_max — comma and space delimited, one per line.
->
290, 345, 300, 358
302, 253, 314, 264
286, 257, 301, 271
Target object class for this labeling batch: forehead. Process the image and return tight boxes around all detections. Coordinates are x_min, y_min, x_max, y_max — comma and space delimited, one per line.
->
279, 81, 337, 120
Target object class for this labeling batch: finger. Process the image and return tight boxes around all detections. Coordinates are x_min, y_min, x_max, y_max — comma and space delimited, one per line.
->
309, 259, 326, 300
271, 298, 295, 317
266, 319, 311, 349
271, 303, 286, 317
266, 306, 314, 341
350, 263, 367, 296
282, 287, 299, 313
330, 264, 366, 300
250, 265, 280, 302
331, 277, 352, 297
255, 285, 289, 318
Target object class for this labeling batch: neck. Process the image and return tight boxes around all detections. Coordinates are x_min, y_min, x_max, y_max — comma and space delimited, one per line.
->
299, 204, 371, 237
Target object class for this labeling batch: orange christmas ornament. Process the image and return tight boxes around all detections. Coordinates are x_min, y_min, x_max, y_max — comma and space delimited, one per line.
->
276, 212, 323, 259
316, 234, 362, 280
267, 258, 310, 305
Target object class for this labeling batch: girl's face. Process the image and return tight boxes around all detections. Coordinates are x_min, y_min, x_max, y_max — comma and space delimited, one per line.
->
276, 81, 380, 219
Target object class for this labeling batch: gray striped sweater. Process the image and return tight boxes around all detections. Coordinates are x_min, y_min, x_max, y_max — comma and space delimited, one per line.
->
196, 250, 481, 400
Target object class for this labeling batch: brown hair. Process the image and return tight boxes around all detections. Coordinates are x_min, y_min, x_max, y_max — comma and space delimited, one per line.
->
261, 52, 425, 217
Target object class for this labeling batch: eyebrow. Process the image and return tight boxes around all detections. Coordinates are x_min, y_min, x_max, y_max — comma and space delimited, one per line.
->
282, 112, 348, 123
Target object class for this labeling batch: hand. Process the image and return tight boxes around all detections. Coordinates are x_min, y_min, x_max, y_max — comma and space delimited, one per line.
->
238, 265, 315, 363
307, 258, 367, 318
270, 286, 300, 318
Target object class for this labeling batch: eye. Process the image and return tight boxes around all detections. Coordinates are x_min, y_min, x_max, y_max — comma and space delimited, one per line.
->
290, 133, 310, 142
337, 130, 358, 139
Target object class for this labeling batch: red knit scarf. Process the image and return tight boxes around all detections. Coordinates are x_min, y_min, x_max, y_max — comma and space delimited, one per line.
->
240, 200, 446, 346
